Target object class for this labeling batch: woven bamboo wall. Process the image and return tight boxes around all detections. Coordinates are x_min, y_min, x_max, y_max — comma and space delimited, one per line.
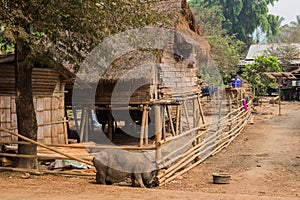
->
0, 82, 66, 144
95, 79, 151, 104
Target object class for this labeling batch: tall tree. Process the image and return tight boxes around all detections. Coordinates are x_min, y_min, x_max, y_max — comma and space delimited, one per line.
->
268, 14, 300, 43
189, 0, 243, 80
0, 0, 162, 169
190, 0, 280, 45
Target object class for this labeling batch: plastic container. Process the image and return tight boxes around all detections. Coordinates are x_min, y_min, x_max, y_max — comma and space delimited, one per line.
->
231, 77, 242, 88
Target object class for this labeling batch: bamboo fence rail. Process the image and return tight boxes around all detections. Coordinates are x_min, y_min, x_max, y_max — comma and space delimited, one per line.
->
157, 100, 252, 185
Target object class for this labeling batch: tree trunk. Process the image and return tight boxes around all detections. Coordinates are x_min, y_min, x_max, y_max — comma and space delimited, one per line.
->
15, 45, 38, 169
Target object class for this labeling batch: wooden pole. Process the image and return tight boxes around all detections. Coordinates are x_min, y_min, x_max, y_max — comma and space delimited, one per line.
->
73, 108, 80, 133
175, 105, 181, 135
79, 108, 87, 142
197, 96, 206, 125
108, 110, 113, 141
155, 105, 162, 162
0, 127, 93, 166
63, 117, 68, 145
84, 109, 90, 142
166, 106, 176, 136
278, 77, 282, 115
139, 107, 147, 147
183, 101, 191, 130
0, 153, 36, 159
144, 106, 149, 145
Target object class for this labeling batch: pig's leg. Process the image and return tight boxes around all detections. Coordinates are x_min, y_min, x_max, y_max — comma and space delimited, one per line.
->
133, 173, 146, 188
131, 175, 137, 187
96, 172, 106, 184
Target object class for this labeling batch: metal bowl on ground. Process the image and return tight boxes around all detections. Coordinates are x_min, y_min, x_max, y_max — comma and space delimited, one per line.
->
212, 173, 231, 184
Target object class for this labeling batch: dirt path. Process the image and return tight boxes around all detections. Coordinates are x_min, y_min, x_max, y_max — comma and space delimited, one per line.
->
1, 101, 299, 199
162, 101, 300, 199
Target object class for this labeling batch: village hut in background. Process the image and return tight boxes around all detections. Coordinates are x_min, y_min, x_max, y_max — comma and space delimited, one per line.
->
66, 0, 213, 146
0, 53, 74, 145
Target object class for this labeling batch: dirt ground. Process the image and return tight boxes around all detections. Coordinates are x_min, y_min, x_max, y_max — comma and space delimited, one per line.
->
1, 98, 299, 200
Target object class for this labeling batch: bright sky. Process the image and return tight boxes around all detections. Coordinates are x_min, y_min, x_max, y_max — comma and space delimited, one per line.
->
268, 0, 300, 25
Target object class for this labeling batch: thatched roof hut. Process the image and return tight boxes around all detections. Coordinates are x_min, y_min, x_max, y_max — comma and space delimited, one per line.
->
68, 0, 212, 106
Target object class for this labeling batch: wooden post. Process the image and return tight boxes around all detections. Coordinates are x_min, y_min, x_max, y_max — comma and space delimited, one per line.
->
63, 117, 68, 145
278, 77, 282, 115
140, 106, 147, 147
197, 96, 206, 125
183, 101, 191, 130
85, 110, 89, 142
79, 108, 87, 142
144, 106, 149, 145
155, 105, 162, 162
175, 105, 181, 135
228, 97, 232, 132
162, 106, 166, 140
193, 98, 198, 128
73, 108, 79, 134
166, 106, 176, 136
108, 110, 113, 141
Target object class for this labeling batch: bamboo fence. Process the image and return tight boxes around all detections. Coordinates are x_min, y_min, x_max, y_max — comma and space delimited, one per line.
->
0, 99, 252, 185
156, 100, 252, 185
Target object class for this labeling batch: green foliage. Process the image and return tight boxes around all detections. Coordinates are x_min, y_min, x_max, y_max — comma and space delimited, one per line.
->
0, 0, 165, 68
268, 15, 300, 43
241, 55, 281, 96
189, 1, 243, 79
190, 0, 280, 45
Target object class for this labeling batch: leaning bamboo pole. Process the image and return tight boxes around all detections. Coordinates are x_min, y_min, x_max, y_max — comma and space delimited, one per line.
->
0, 127, 93, 166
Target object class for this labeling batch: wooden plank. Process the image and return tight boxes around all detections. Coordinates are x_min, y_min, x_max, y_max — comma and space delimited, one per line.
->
37, 126, 44, 140
44, 110, 51, 123
36, 98, 44, 111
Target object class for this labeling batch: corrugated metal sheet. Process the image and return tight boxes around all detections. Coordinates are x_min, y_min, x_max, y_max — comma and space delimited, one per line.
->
246, 43, 300, 61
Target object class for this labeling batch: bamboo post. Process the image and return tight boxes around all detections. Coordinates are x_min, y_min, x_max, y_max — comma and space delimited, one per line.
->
155, 105, 162, 163
183, 101, 191, 130
73, 108, 79, 134
162, 107, 166, 140
0, 127, 93, 166
144, 106, 149, 145
63, 117, 68, 145
228, 96, 232, 131
85, 110, 89, 142
278, 78, 282, 115
175, 105, 181, 135
108, 110, 113, 141
79, 108, 87, 142
197, 96, 206, 125
166, 106, 176, 136
139, 106, 147, 147
193, 98, 198, 128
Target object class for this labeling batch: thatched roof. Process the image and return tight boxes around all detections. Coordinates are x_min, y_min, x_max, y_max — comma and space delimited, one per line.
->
76, 0, 212, 83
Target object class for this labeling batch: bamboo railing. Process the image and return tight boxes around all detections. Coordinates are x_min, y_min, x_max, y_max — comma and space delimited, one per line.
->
157, 100, 252, 185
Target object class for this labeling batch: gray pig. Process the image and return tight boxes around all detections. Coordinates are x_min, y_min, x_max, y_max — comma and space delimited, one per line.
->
93, 149, 158, 188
